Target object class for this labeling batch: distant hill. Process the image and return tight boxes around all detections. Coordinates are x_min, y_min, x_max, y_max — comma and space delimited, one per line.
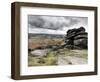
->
28, 33, 65, 39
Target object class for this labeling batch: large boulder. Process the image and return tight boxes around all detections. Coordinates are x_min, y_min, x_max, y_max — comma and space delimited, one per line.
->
30, 49, 50, 57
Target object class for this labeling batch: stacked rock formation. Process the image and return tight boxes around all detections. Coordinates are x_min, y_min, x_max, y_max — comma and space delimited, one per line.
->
65, 27, 88, 49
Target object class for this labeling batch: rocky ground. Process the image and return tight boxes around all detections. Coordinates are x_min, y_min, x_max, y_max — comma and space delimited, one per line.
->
57, 55, 87, 65
28, 49, 87, 66
57, 49, 87, 65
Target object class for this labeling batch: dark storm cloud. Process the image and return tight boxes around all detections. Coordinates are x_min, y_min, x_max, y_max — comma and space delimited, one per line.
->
28, 15, 87, 30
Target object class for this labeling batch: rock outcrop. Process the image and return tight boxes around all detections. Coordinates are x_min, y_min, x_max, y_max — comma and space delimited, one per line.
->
65, 27, 88, 49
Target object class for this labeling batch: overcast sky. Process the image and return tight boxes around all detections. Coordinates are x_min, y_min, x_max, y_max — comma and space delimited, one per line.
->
28, 15, 88, 35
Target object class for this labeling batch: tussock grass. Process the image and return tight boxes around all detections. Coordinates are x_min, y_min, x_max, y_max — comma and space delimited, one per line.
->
28, 51, 57, 66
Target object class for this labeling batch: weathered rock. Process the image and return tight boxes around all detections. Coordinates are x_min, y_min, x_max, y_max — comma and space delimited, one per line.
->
74, 34, 87, 40
30, 49, 50, 57
65, 27, 88, 49
74, 39, 87, 49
